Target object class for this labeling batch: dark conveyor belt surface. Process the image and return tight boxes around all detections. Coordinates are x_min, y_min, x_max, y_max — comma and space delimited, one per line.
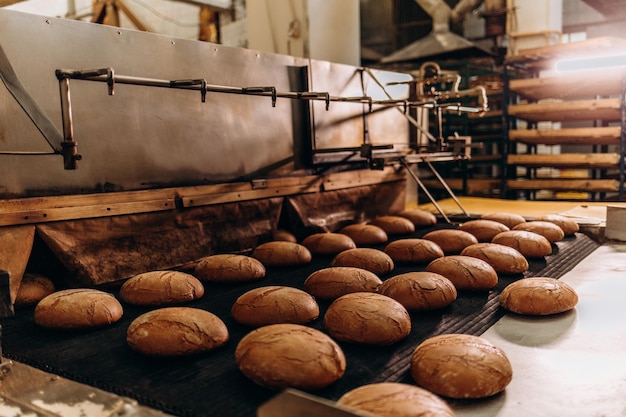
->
0, 227, 600, 417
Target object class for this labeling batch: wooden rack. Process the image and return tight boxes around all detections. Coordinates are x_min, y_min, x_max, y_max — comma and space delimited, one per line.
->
503, 37, 626, 201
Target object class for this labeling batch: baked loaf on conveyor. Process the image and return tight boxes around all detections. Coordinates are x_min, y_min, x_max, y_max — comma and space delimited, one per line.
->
491, 230, 553, 258
425, 255, 498, 291
500, 277, 579, 315
396, 208, 437, 227
34, 288, 123, 330
331, 248, 394, 276
235, 323, 346, 390
119, 270, 204, 306
378, 271, 457, 311
301, 232, 356, 256
422, 229, 479, 255
338, 224, 388, 245
303, 267, 382, 300
535, 214, 579, 235
369, 215, 415, 235
14, 273, 55, 307
480, 212, 526, 229
461, 242, 529, 274
459, 219, 510, 242
337, 382, 456, 417
383, 238, 444, 264
411, 333, 513, 399
126, 307, 229, 356
252, 241, 312, 267
323, 292, 411, 345
194, 254, 266, 282
231, 285, 319, 326
513, 220, 565, 243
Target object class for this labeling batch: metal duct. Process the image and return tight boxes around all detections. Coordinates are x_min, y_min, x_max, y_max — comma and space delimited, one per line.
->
381, 0, 492, 63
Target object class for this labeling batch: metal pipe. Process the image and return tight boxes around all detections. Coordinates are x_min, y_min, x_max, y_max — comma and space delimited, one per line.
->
57, 76, 80, 170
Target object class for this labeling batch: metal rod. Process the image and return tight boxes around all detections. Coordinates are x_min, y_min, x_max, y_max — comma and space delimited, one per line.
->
57, 76, 80, 170
424, 159, 470, 218
401, 158, 451, 224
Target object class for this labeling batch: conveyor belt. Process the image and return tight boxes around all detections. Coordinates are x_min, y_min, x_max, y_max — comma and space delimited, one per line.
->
0, 227, 600, 417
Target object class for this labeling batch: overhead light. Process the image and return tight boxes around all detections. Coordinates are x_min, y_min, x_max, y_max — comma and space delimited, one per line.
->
556, 54, 626, 72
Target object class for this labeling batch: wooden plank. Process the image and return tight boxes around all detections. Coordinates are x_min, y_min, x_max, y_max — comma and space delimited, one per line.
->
507, 179, 619, 192
508, 98, 622, 122
0, 225, 35, 303
509, 126, 621, 145
507, 153, 620, 168
420, 178, 501, 194
509, 68, 626, 101
322, 167, 406, 191
181, 185, 319, 207
506, 36, 626, 68
0, 199, 175, 227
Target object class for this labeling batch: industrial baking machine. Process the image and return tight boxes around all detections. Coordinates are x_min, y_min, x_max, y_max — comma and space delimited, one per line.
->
0, 9, 600, 417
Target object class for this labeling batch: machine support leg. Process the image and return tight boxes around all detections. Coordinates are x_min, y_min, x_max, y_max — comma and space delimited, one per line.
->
401, 159, 452, 224
423, 159, 470, 218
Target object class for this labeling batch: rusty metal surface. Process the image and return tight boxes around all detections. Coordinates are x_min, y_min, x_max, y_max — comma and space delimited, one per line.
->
0, 9, 411, 199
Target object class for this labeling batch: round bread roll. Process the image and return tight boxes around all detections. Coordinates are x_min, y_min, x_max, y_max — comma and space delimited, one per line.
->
252, 241, 312, 267
397, 208, 437, 227
461, 243, 529, 274
337, 382, 455, 417
331, 248, 394, 276
378, 272, 457, 311
339, 224, 388, 245
513, 221, 565, 243
119, 271, 204, 306
15, 273, 55, 307
301, 232, 356, 256
459, 219, 510, 242
492, 230, 553, 258
304, 267, 382, 300
425, 255, 498, 291
194, 254, 266, 282
480, 212, 526, 229
500, 277, 578, 315
127, 307, 228, 356
231, 286, 319, 326
422, 229, 478, 254
383, 239, 444, 264
369, 215, 415, 235
34, 289, 123, 330
273, 229, 297, 242
535, 214, 579, 235
323, 292, 411, 345
411, 334, 513, 399
235, 323, 346, 390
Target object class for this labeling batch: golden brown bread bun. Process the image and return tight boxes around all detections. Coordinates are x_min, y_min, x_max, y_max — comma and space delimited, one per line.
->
411, 334, 513, 399
422, 229, 478, 254
337, 382, 455, 417
194, 254, 266, 282
323, 292, 411, 345
303, 267, 382, 300
461, 243, 529, 274
378, 272, 457, 311
339, 224, 388, 245
534, 214, 579, 235
492, 230, 553, 258
235, 323, 346, 390
252, 241, 312, 267
301, 232, 356, 256
231, 286, 319, 326
397, 209, 437, 227
34, 289, 123, 330
126, 307, 228, 356
425, 255, 498, 291
512, 221, 565, 243
480, 212, 526, 229
459, 219, 510, 242
383, 239, 444, 264
273, 229, 297, 242
500, 277, 578, 315
119, 271, 204, 306
369, 215, 415, 235
15, 273, 55, 307
331, 248, 394, 276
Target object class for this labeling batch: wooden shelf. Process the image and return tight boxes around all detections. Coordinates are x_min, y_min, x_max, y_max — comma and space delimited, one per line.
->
509, 68, 626, 101
509, 126, 621, 145
508, 98, 623, 122
506, 178, 619, 192
507, 153, 620, 168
